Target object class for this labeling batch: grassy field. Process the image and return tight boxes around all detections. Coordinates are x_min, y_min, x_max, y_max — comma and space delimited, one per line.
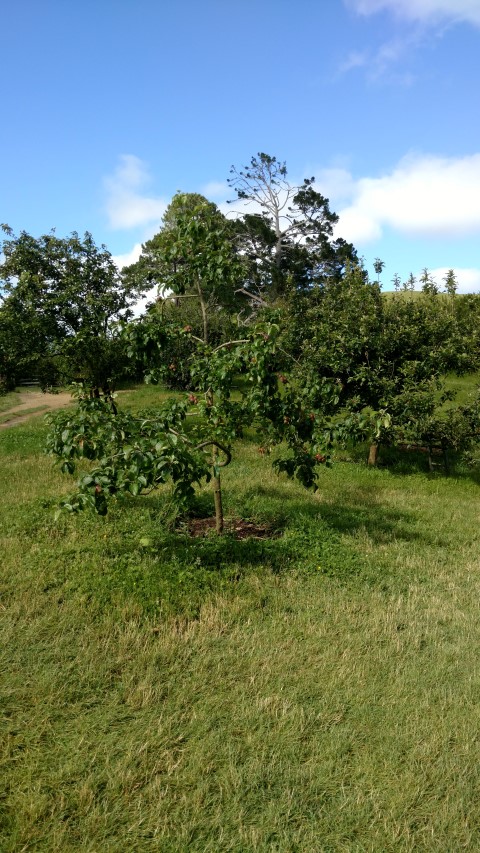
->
0, 389, 22, 413
0, 406, 52, 426
2, 384, 480, 851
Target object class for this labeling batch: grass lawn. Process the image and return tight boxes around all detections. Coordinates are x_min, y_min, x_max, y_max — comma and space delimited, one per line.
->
0, 406, 51, 425
2, 385, 480, 851
444, 371, 480, 406
0, 389, 22, 413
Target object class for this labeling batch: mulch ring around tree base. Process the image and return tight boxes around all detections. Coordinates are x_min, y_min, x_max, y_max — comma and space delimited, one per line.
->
184, 517, 280, 540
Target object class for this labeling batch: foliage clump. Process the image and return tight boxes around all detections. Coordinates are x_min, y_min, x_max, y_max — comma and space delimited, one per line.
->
0, 226, 144, 392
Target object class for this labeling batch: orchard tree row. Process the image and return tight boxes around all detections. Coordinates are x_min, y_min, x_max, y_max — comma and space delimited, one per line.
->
2, 154, 480, 532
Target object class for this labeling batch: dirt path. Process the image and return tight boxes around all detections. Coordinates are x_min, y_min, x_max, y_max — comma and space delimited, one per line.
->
0, 390, 73, 429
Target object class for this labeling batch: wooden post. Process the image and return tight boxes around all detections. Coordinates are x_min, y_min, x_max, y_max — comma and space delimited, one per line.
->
442, 444, 450, 476
368, 443, 379, 466
427, 446, 434, 472
212, 444, 224, 534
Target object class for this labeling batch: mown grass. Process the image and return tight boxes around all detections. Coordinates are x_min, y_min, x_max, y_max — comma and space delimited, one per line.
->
0, 389, 22, 413
0, 405, 51, 425
444, 370, 480, 406
2, 386, 480, 851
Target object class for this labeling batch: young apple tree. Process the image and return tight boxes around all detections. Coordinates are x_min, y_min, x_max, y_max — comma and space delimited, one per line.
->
48, 196, 336, 533
47, 318, 336, 532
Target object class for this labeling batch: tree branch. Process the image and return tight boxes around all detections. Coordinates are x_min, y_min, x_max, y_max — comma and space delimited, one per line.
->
212, 339, 249, 353
234, 287, 269, 307
194, 440, 232, 467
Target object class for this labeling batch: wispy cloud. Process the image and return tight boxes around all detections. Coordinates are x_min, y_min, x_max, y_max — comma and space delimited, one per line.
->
332, 152, 480, 244
338, 50, 369, 73
104, 155, 168, 230
346, 0, 480, 27
338, 31, 422, 80
338, 29, 423, 80
341, 0, 480, 78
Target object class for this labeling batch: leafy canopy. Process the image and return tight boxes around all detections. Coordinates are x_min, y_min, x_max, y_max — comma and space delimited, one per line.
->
0, 228, 141, 389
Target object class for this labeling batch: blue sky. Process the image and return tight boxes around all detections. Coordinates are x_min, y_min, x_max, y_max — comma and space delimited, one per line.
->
3, 0, 480, 292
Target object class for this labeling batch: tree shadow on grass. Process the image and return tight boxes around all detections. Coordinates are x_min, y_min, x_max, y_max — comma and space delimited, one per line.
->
90, 480, 430, 616
237, 482, 423, 547
350, 443, 480, 484
51, 468, 449, 617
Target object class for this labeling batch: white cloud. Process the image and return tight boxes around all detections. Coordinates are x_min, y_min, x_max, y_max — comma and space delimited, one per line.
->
110, 242, 157, 317
130, 288, 159, 318
315, 167, 357, 206
334, 152, 480, 244
201, 181, 229, 200
346, 0, 480, 27
337, 206, 383, 243
104, 155, 168, 230
429, 266, 480, 293
112, 242, 143, 270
